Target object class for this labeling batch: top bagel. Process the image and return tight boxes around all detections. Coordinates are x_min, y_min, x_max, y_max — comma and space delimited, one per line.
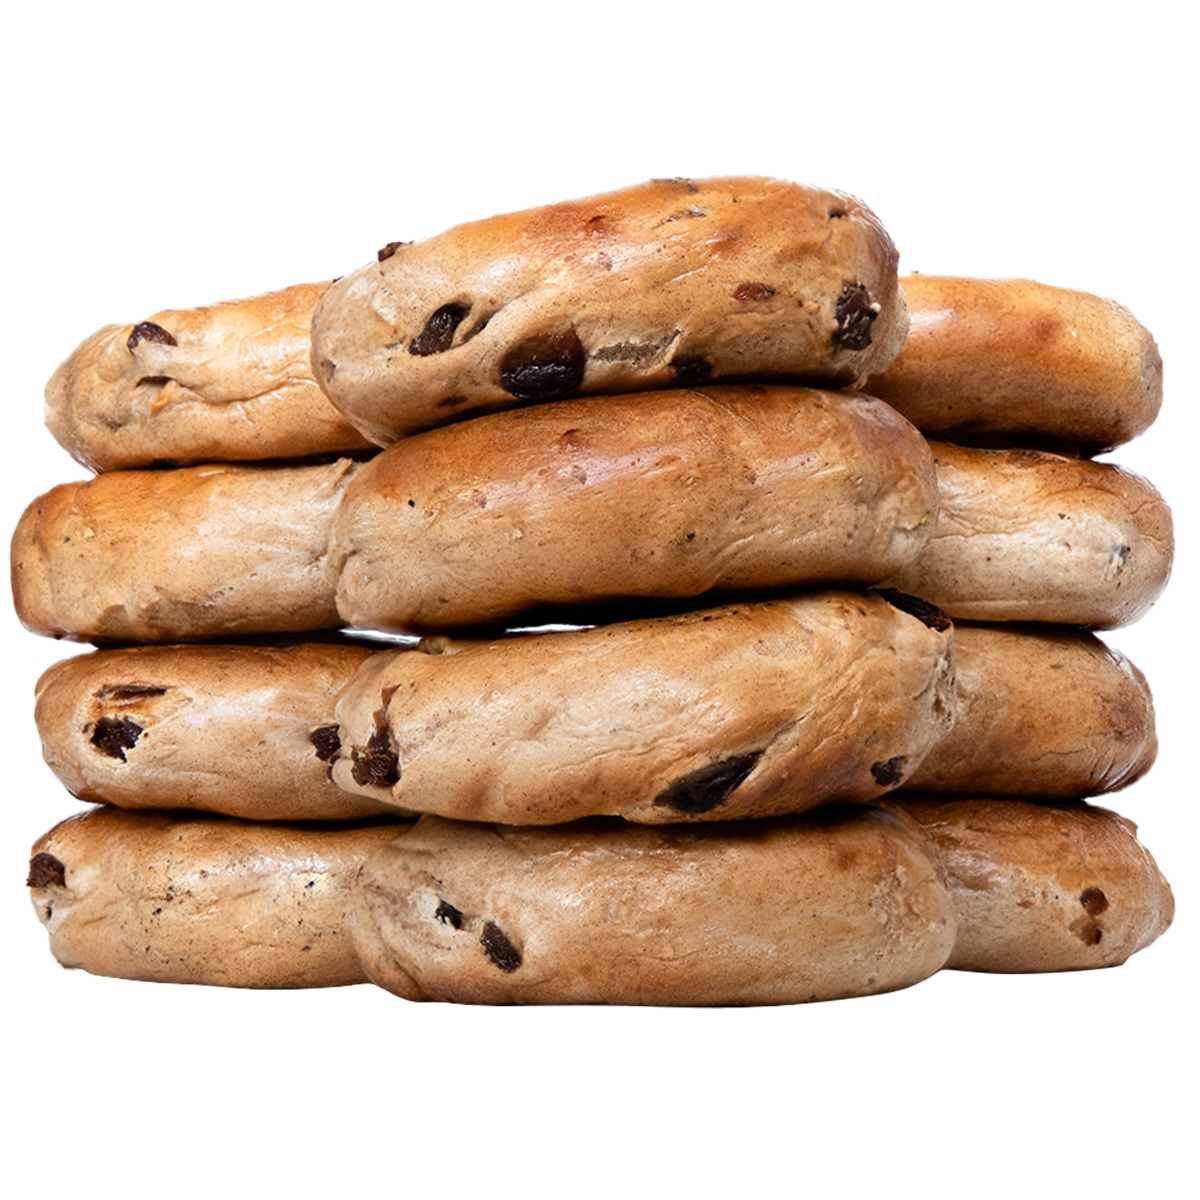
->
310, 177, 908, 444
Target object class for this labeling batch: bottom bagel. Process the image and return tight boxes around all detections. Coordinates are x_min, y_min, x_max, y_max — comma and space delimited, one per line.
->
351, 809, 958, 1005
28, 807, 407, 988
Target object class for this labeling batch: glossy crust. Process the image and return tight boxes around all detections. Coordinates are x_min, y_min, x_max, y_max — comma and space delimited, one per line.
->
35, 642, 395, 820
889, 798, 1173, 972
27, 808, 404, 987
45, 283, 373, 470
908, 624, 1156, 798
883, 442, 1173, 627
11, 459, 359, 643
311, 176, 908, 444
329, 385, 938, 632
351, 809, 957, 1005
328, 593, 956, 824
869, 276, 1162, 453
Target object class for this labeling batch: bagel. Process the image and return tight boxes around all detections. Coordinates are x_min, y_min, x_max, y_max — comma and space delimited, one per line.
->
907, 623, 1156, 798
329, 385, 938, 632
34, 641, 396, 821
11, 458, 359, 643
889, 797, 1173, 972
883, 442, 1172, 627
46, 283, 373, 470
351, 808, 957, 1005
27, 807, 405, 987
869, 276, 1162, 453
310, 177, 908, 444
328, 592, 956, 824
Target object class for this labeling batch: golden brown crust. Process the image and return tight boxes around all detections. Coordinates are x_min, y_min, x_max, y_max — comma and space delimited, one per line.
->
883, 442, 1173, 627
28, 808, 405, 987
35, 642, 394, 820
329, 385, 938, 632
888, 798, 1173, 972
311, 177, 908, 444
45, 283, 373, 470
869, 276, 1162, 452
351, 809, 957, 1005
11, 459, 360, 643
328, 593, 955, 824
908, 624, 1156, 797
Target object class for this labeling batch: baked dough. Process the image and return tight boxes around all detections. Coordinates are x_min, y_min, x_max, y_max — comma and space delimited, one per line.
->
329, 385, 938, 632
351, 809, 957, 1005
908, 624, 1156, 797
883, 442, 1172, 627
328, 592, 956, 824
27, 807, 405, 987
45, 283, 373, 470
311, 176, 908, 444
890, 797, 1173, 972
12, 458, 360, 643
35, 641, 395, 820
869, 276, 1162, 453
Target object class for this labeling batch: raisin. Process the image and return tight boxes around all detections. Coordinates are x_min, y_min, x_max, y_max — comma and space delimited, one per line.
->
480, 921, 522, 971
655, 752, 763, 815
410, 303, 471, 356
500, 329, 586, 401
833, 283, 878, 351
90, 716, 143, 762
309, 725, 341, 762
377, 241, 410, 261
873, 589, 952, 632
126, 322, 177, 351
27, 853, 66, 889
435, 900, 464, 929
670, 356, 712, 384
734, 282, 775, 302
1080, 888, 1110, 916
870, 756, 907, 788
349, 707, 399, 788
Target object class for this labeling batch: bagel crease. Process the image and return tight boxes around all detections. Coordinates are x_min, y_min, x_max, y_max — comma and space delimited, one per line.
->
329, 384, 938, 632
310, 176, 908, 444
906, 623, 1156, 798
883, 442, 1173, 627
327, 592, 956, 824
869, 276, 1162, 453
27, 807, 407, 988
11, 458, 361, 643
886, 797, 1173, 972
35, 641, 396, 821
45, 282, 374, 471
351, 808, 958, 1006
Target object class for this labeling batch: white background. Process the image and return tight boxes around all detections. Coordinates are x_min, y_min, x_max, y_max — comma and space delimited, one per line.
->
2, 4, 1190, 1195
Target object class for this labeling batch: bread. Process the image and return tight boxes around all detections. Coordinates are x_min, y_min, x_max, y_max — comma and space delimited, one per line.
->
868, 276, 1162, 453
889, 797, 1173, 972
35, 641, 395, 820
351, 808, 957, 1005
12, 458, 359, 643
45, 283, 374, 470
328, 592, 956, 824
310, 177, 909, 444
907, 623, 1156, 797
27, 807, 405, 987
883, 442, 1172, 627
329, 384, 938, 632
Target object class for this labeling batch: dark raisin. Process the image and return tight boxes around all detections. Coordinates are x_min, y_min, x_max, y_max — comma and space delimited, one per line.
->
90, 716, 143, 762
829, 209, 845, 219
872, 589, 952, 632
1075, 923, 1104, 946
435, 900, 464, 929
480, 920, 522, 971
309, 725, 341, 762
655, 752, 763, 815
349, 707, 400, 788
27, 853, 66, 889
499, 329, 586, 401
126, 322, 177, 351
377, 241, 410, 262
734, 282, 775, 302
1080, 888, 1110, 916
671, 356, 712, 384
870, 756, 907, 788
410, 303, 471, 356
833, 283, 878, 351
96, 684, 167, 701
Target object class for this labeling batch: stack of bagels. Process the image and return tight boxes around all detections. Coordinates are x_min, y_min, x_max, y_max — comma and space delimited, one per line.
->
16, 176, 1175, 1005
